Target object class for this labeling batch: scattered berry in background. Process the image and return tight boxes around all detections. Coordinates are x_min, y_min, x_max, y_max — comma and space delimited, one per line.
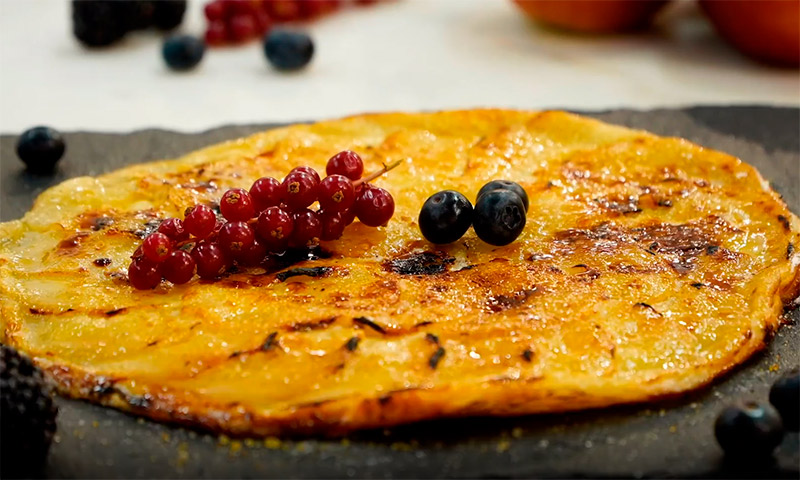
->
16, 126, 66, 174
264, 30, 315, 70
72, 0, 187, 47
1, 345, 58, 479
714, 401, 784, 459
162, 34, 206, 71
769, 370, 799, 431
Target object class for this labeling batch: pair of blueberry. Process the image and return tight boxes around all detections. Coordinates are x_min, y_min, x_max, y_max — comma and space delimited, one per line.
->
163, 31, 313, 72
419, 180, 529, 247
715, 370, 799, 459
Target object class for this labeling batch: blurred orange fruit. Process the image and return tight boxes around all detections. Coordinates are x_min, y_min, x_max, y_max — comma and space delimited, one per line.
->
511, 0, 669, 34
700, 0, 799, 67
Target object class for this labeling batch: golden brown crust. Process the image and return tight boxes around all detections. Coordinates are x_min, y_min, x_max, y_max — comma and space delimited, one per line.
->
1, 109, 799, 436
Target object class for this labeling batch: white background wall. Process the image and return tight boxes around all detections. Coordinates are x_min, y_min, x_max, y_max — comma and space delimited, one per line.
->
0, 0, 798, 133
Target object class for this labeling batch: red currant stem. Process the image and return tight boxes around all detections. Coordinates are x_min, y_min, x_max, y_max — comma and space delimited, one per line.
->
352, 159, 402, 187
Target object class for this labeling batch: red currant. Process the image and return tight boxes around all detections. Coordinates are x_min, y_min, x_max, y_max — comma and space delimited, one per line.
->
205, 21, 229, 46
341, 207, 356, 226
204, 0, 228, 21
265, 0, 302, 21
192, 241, 229, 279
184, 204, 217, 238
326, 150, 363, 180
219, 221, 255, 256
354, 185, 395, 227
230, 14, 257, 42
289, 209, 322, 248
289, 166, 321, 184
157, 217, 188, 242
320, 210, 346, 241
250, 177, 282, 211
142, 232, 173, 263
161, 250, 196, 285
281, 171, 319, 210
128, 257, 162, 290
256, 206, 294, 251
253, 9, 272, 34
318, 174, 355, 213
228, 0, 258, 15
220, 188, 256, 221
237, 237, 268, 266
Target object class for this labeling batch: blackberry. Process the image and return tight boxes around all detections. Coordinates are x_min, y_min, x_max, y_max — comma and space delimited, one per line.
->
72, 0, 129, 47
123, 0, 156, 31
0, 344, 58, 478
152, 0, 187, 30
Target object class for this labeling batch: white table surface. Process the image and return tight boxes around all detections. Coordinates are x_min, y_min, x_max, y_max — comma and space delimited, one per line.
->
0, 0, 798, 133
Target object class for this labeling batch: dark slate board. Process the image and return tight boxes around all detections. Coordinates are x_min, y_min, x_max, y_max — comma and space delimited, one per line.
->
0, 107, 798, 479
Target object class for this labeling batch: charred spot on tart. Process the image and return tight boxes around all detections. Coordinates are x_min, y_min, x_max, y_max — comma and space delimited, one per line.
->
57, 232, 91, 254
288, 316, 337, 332
553, 218, 736, 274
179, 180, 218, 193
276, 266, 333, 282
429, 347, 446, 369
777, 215, 790, 231
385, 251, 455, 275
79, 212, 116, 231
788, 243, 795, 260
691, 282, 705, 289
133, 218, 163, 239
485, 288, 537, 313
93, 258, 112, 267
344, 337, 360, 352
352, 316, 386, 334
634, 302, 662, 316
425, 333, 440, 345
261, 332, 279, 351
104, 307, 127, 317
522, 348, 534, 362
593, 195, 642, 215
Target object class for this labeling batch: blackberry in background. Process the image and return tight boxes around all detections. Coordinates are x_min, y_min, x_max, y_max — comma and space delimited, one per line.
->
153, 0, 188, 30
72, 0, 129, 47
0, 344, 59, 479
124, 0, 156, 31
72, 0, 186, 47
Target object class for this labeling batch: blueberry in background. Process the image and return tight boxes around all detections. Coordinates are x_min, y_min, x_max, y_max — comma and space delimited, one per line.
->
264, 30, 314, 71
162, 35, 205, 71
419, 190, 474, 244
769, 369, 799, 431
714, 401, 784, 458
477, 179, 529, 212
16, 126, 66, 174
472, 189, 527, 246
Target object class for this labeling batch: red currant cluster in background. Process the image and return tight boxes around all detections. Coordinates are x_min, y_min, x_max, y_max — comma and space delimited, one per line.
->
204, 0, 384, 46
128, 150, 398, 290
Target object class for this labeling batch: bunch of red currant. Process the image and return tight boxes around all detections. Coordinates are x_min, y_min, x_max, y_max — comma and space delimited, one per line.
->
128, 150, 398, 290
204, 0, 384, 46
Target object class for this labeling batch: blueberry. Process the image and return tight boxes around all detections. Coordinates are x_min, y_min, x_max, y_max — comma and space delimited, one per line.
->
16, 127, 65, 174
264, 31, 314, 71
472, 189, 526, 246
419, 190, 473, 244
477, 180, 529, 212
770, 370, 799, 431
162, 35, 204, 71
714, 401, 784, 458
